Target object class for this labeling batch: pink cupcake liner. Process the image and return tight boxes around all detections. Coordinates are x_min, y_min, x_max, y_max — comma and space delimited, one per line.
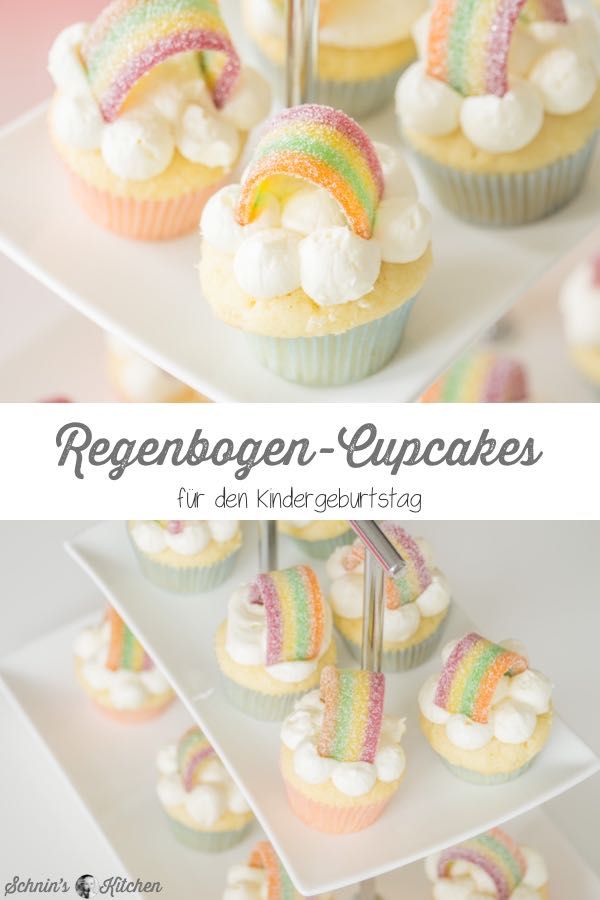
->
284, 779, 391, 833
67, 170, 225, 240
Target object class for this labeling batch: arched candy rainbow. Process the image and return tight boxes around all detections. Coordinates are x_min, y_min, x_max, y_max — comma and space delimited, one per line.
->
318, 666, 385, 764
248, 842, 296, 900
81, 0, 241, 123
434, 633, 527, 724
106, 607, 153, 672
251, 564, 325, 666
177, 726, 215, 791
381, 523, 432, 609
427, 0, 566, 98
420, 352, 528, 403
438, 828, 527, 900
236, 105, 384, 240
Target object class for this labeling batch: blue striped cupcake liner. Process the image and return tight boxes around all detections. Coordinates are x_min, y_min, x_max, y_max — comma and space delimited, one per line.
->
339, 616, 447, 673
130, 540, 239, 594
221, 674, 309, 721
245, 298, 417, 387
285, 529, 355, 560
166, 816, 253, 852
442, 757, 536, 785
412, 134, 597, 226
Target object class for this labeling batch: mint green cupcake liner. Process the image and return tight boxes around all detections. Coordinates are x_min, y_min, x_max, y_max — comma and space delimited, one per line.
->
339, 616, 447, 673
285, 530, 354, 560
222, 674, 309, 721
315, 66, 410, 118
441, 757, 536, 785
130, 540, 239, 594
245, 299, 417, 387
412, 134, 597, 226
166, 815, 252, 852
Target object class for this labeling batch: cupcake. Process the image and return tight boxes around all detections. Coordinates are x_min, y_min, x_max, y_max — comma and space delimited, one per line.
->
215, 564, 337, 720
420, 351, 528, 402
128, 520, 242, 593
278, 520, 353, 559
156, 726, 253, 852
242, 0, 426, 117
559, 252, 600, 388
419, 633, 553, 784
223, 841, 334, 899
280, 666, 406, 833
106, 334, 209, 402
74, 607, 174, 722
425, 827, 549, 900
199, 104, 432, 386
396, 0, 600, 225
47, 0, 270, 240
326, 524, 451, 672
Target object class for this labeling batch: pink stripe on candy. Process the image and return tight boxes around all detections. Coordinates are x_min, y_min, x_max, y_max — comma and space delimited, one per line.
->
434, 632, 480, 708
253, 573, 283, 665
439, 848, 510, 900
182, 745, 214, 791
362, 672, 385, 764
485, 0, 528, 97
382, 523, 432, 592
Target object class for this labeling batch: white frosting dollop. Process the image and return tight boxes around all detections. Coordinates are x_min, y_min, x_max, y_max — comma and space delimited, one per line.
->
130, 521, 166, 554
176, 104, 240, 168
298, 227, 381, 306
130, 520, 239, 555
560, 259, 600, 345
220, 66, 272, 131
201, 185, 280, 255
396, 62, 462, 136
418, 674, 451, 725
165, 522, 210, 555
52, 92, 104, 150
281, 185, 347, 235
223, 865, 265, 900
102, 111, 175, 181
521, 846, 548, 889
383, 602, 421, 642
427, 841, 546, 899
491, 699, 537, 744
373, 142, 418, 202
208, 520, 239, 542
156, 744, 179, 776
281, 689, 406, 797
374, 198, 431, 264
460, 80, 544, 153
529, 47, 596, 114
225, 585, 332, 683
446, 714, 494, 750
508, 669, 553, 714
233, 228, 302, 299
48, 23, 91, 96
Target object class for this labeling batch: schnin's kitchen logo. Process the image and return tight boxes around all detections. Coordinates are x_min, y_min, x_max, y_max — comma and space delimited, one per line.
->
4, 876, 163, 897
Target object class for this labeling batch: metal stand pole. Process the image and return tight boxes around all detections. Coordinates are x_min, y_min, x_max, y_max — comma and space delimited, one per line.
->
258, 521, 277, 571
285, 0, 319, 106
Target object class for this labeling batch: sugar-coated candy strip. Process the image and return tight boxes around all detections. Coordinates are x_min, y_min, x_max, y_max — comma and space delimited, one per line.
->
318, 666, 385, 764
438, 828, 527, 900
177, 726, 215, 791
106, 606, 153, 672
248, 842, 297, 900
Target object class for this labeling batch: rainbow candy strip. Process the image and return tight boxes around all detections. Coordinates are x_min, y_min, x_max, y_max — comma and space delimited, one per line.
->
318, 666, 385, 764
236, 105, 384, 240
438, 828, 527, 900
248, 842, 297, 900
381, 523, 432, 609
177, 726, 215, 791
106, 607, 153, 672
420, 352, 528, 403
434, 633, 527, 724
427, 0, 566, 98
251, 565, 325, 667
82, 0, 241, 122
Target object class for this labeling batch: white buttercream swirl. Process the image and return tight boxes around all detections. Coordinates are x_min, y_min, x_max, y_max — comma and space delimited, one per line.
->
281, 690, 406, 797
156, 741, 249, 826
420, 639, 552, 749
48, 26, 270, 180
560, 258, 600, 345
74, 620, 170, 710
201, 141, 429, 306
327, 537, 450, 641
223, 865, 266, 900
130, 520, 240, 556
225, 586, 333, 683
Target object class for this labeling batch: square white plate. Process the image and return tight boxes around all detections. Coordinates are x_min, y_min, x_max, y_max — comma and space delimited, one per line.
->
65, 522, 600, 895
1, 0, 598, 401
2, 615, 599, 900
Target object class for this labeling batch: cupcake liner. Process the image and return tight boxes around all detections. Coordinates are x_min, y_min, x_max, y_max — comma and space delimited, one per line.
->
245, 298, 417, 387
221, 674, 309, 721
442, 757, 536, 785
67, 169, 224, 240
166, 816, 252, 852
286, 530, 355, 560
315, 67, 409, 119
412, 135, 597, 226
339, 615, 447, 673
284, 779, 390, 833
130, 540, 239, 594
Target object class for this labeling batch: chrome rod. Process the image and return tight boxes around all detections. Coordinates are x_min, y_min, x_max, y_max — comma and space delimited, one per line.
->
258, 521, 278, 571
285, 0, 319, 106
352, 877, 380, 900
349, 521, 405, 576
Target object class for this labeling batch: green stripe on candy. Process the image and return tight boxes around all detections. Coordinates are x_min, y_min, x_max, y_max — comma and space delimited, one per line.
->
443, 354, 473, 401
460, 642, 504, 718
122, 625, 136, 669
287, 566, 309, 660
448, 0, 479, 96
479, 833, 524, 885
332, 672, 355, 761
